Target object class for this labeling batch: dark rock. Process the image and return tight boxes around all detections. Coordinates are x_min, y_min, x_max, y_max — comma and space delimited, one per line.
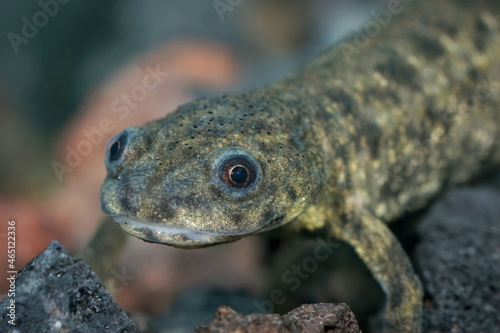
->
0, 241, 140, 333
195, 303, 361, 333
415, 187, 500, 333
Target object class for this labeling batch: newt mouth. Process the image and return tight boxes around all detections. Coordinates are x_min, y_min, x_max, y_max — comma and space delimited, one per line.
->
100, 178, 281, 247
112, 214, 228, 241
107, 214, 255, 248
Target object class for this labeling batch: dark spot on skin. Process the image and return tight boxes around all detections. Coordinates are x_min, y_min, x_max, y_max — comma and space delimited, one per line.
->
140, 227, 163, 244
324, 89, 355, 116
474, 36, 487, 52
344, 216, 365, 237
387, 242, 406, 310
363, 86, 402, 107
231, 213, 243, 224
375, 53, 420, 89
425, 100, 452, 133
386, 88, 402, 104
406, 121, 424, 142
436, 21, 458, 37
467, 67, 480, 81
264, 211, 277, 222
473, 16, 490, 52
363, 122, 382, 159
389, 280, 404, 310
380, 175, 404, 198
412, 34, 445, 60
286, 187, 298, 201
475, 15, 490, 34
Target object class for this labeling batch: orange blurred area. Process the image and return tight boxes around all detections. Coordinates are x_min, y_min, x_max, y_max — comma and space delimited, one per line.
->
0, 199, 63, 276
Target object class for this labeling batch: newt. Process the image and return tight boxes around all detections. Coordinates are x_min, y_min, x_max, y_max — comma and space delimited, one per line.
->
99, 0, 500, 331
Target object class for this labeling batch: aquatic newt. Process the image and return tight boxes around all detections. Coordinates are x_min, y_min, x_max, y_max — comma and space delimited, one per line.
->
99, 0, 500, 331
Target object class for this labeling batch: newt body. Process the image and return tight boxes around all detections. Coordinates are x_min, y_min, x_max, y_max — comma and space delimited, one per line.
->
100, 1, 500, 331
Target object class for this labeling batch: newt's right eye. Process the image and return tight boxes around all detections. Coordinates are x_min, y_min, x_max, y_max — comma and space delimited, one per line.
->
106, 131, 128, 163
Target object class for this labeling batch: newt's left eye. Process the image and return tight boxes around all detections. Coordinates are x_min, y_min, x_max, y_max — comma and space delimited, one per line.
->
214, 150, 262, 197
220, 156, 257, 189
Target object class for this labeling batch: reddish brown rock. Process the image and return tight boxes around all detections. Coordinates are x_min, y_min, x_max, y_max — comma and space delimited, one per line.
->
196, 303, 361, 333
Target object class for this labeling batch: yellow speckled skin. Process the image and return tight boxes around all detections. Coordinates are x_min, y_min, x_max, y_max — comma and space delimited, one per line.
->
100, 0, 500, 331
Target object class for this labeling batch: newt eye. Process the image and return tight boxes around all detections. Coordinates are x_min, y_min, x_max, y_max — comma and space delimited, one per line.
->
215, 150, 262, 196
106, 131, 128, 163
230, 166, 248, 185
103, 126, 151, 179
220, 156, 257, 189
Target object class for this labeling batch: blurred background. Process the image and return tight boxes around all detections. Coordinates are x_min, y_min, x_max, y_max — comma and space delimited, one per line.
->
0, 0, 387, 331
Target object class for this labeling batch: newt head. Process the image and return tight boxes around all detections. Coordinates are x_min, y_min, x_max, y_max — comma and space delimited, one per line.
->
100, 93, 327, 248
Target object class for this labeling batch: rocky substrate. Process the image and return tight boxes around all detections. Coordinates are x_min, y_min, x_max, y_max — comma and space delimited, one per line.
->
195, 303, 361, 333
0, 241, 140, 333
415, 187, 500, 333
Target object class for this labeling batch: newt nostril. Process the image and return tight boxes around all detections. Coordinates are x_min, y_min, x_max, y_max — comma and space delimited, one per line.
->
106, 131, 128, 164
117, 184, 139, 214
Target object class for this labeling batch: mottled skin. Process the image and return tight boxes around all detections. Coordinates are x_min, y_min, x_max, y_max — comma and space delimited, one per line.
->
100, 0, 500, 332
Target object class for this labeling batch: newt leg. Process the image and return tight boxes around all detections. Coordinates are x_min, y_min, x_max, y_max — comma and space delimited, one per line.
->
331, 212, 423, 333
80, 217, 128, 290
